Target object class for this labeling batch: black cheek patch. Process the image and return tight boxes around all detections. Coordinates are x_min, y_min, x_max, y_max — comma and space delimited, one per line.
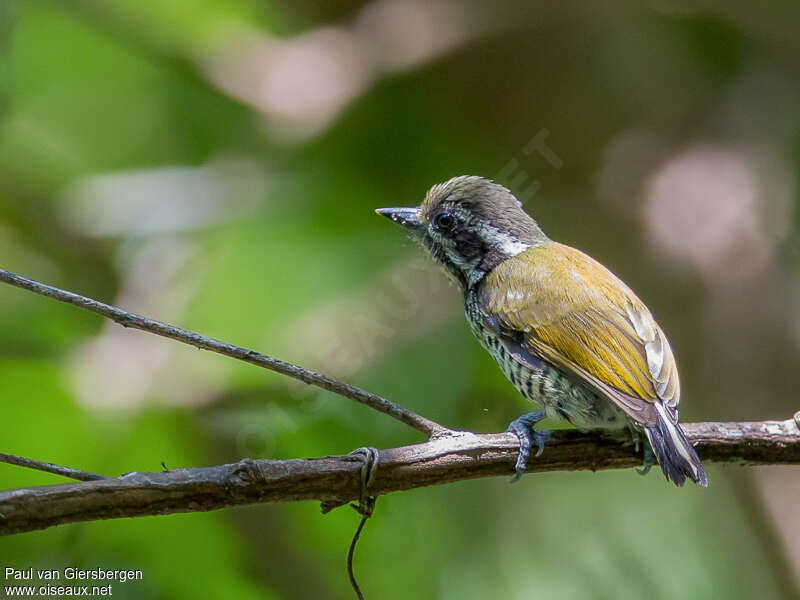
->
478, 246, 510, 273
453, 229, 486, 262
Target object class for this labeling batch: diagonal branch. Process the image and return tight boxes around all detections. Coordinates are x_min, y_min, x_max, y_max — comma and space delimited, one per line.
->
0, 268, 447, 437
1, 267, 798, 544
1, 417, 798, 537
0, 453, 108, 482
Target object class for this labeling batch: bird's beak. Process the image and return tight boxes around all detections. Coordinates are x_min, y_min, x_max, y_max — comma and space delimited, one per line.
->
375, 207, 424, 234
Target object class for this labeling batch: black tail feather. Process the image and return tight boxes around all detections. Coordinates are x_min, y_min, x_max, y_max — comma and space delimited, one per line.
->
645, 404, 708, 487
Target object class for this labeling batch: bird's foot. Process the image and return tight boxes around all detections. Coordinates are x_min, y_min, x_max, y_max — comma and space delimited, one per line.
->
506, 410, 552, 483
637, 442, 654, 477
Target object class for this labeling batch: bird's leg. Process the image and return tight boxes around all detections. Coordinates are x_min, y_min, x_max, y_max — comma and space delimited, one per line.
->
627, 423, 641, 453
638, 442, 655, 477
506, 410, 552, 482
627, 425, 653, 476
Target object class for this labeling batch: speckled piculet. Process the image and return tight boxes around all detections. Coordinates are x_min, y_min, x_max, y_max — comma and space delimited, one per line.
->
376, 175, 707, 487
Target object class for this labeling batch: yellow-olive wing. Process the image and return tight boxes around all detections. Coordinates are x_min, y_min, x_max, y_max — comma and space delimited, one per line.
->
479, 243, 679, 426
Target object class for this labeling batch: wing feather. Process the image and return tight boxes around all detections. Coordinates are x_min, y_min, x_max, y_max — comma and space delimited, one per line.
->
479, 243, 680, 426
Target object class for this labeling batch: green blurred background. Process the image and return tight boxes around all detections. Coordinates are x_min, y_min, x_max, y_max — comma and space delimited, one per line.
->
1, 1, 799, 598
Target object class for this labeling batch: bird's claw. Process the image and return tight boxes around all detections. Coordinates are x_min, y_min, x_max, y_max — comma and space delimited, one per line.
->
506, 411, 551, 482
637, 442, 654, 476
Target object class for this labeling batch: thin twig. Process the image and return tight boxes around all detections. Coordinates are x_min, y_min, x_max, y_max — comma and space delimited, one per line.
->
0, 268, 447, 438
348, 511, 372, 600
345, 447, 379, 600
0, 417, 798, 536
0, 453, 108, 482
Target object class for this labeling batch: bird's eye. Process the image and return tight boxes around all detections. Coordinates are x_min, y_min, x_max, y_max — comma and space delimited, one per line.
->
433, 212, 455, 231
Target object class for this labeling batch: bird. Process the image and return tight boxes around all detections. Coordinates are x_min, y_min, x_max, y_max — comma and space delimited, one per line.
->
376, 175, 707, 487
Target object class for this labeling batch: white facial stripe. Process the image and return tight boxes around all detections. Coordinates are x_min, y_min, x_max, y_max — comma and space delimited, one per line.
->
425, 210, 531, 287
448, 207, 531, 256
479, 224, 530, 257
471, 219, 531, 258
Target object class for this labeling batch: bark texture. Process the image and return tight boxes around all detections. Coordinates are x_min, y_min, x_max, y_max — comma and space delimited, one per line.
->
2, 417, 798, 536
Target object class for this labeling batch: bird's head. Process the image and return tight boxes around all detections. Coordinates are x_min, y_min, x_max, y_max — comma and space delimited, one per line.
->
376, 175, 548, 290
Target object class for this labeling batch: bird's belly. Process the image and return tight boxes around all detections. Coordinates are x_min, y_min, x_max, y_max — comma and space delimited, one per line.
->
469, 320, 629, 432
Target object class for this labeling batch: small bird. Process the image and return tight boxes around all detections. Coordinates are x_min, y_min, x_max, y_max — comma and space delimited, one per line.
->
376, 175, 707, 487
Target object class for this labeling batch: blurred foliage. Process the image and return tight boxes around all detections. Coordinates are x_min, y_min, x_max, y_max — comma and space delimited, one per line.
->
1, 1, 799, 599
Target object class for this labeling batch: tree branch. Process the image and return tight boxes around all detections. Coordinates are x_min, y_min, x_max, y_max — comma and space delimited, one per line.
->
2, 268, 798, 541
0, 453, 108, 482
0, 268, 447, 437
1, 417, 798, 537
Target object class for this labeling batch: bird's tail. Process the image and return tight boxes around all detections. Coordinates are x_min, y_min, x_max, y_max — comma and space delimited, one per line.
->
645, 401, 707, 487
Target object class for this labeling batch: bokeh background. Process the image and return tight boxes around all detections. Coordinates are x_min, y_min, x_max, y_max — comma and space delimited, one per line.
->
1, 1, 799, 598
